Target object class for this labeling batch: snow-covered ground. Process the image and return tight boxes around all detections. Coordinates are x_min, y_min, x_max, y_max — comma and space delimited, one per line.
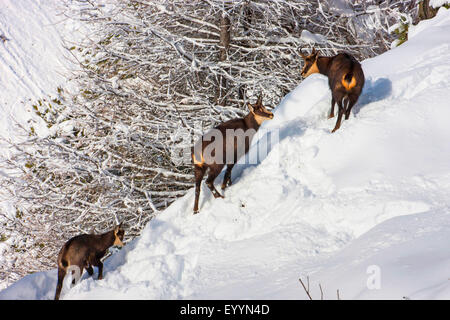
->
0, 0, 80, 147
1, 6, 450, 300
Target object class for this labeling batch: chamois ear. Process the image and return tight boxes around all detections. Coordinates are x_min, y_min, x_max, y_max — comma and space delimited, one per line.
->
114, 221, 123, 233
247, 102, 254, 113
299, 49, 307, 59
311, 47, 319, 59
256, 94, 263, 105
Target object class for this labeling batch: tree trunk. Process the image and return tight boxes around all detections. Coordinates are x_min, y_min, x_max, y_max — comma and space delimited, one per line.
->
238, 2, 253, 102
217, 10, 231, 106
418, 0, 438, 21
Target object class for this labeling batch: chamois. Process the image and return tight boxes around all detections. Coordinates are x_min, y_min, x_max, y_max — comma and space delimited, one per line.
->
54, 223, 125, 300
192, 95, 274, 214
300, 48, 365, 132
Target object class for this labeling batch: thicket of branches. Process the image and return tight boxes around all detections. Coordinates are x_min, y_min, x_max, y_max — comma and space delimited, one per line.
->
0, 0, 420, 282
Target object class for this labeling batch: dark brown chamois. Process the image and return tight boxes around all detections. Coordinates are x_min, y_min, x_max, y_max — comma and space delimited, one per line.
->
192, 95, 274, 214
54, 223, 125, 300
300, 48, 365, 133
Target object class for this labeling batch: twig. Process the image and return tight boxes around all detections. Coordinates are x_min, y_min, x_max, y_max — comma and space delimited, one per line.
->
0, 34, 10, 43
299, 277, 313, 300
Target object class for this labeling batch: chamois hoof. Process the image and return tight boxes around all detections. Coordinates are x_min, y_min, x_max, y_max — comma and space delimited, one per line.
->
331, 128, 338, 133
193, 209, 199, 215
221, 183, 231, 190
328, 114, 335, 119
213, 192, 224, 199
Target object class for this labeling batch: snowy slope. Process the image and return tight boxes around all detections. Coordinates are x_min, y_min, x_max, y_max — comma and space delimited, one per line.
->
0, 0, 81, 148
1, 8, 450, 300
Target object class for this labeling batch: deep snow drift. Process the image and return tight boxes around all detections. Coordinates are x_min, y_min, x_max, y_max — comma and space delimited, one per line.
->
1, 8, 450, 300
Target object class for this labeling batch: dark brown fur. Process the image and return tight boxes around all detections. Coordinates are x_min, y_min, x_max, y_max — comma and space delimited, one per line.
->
192, 96, 273, 214
54, 223, 125, 300
300, 48, 365, 132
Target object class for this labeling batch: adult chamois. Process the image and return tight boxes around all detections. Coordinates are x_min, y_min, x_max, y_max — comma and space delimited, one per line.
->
300, 48, 365, 132
54, 223, 125, 300
192, 95, 274, 214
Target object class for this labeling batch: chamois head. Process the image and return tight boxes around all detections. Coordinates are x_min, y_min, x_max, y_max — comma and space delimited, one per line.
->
113, 222, 125, 247
247, 95, 274, 124
300, 48, 320, 78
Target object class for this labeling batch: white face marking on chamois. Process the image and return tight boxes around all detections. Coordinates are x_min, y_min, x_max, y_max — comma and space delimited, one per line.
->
248, 102, 274, 125
114, 234, 124, 247
253, 113, 271, 125
300, 48, 320, 78
113, 225, 125, 247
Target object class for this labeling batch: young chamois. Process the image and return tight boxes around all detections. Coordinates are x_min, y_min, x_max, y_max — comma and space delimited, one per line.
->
192, 95, 274, 214
300, 48, 365, 132
54, 223, 125, 300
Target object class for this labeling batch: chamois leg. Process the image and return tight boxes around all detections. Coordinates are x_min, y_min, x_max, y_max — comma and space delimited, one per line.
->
221, 164, 234, 190
97, 261, 104, 280
345, 95, 358, 120
193, 164, 207, 214
206, 165, 224, 199
331, 99, 345, 133
329, 97, 336, 119
54, 267, 66, 300
86, 265, 94, 276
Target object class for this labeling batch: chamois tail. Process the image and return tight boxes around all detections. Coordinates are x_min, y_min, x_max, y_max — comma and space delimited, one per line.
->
341, 72, 356, 91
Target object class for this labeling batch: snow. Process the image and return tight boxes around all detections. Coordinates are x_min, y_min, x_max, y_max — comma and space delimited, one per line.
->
300, 30, 328, 44
0, 0, 80, 148
1, 5, 450, 300
326, 0, 354, 16
430, 0, 450, 9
